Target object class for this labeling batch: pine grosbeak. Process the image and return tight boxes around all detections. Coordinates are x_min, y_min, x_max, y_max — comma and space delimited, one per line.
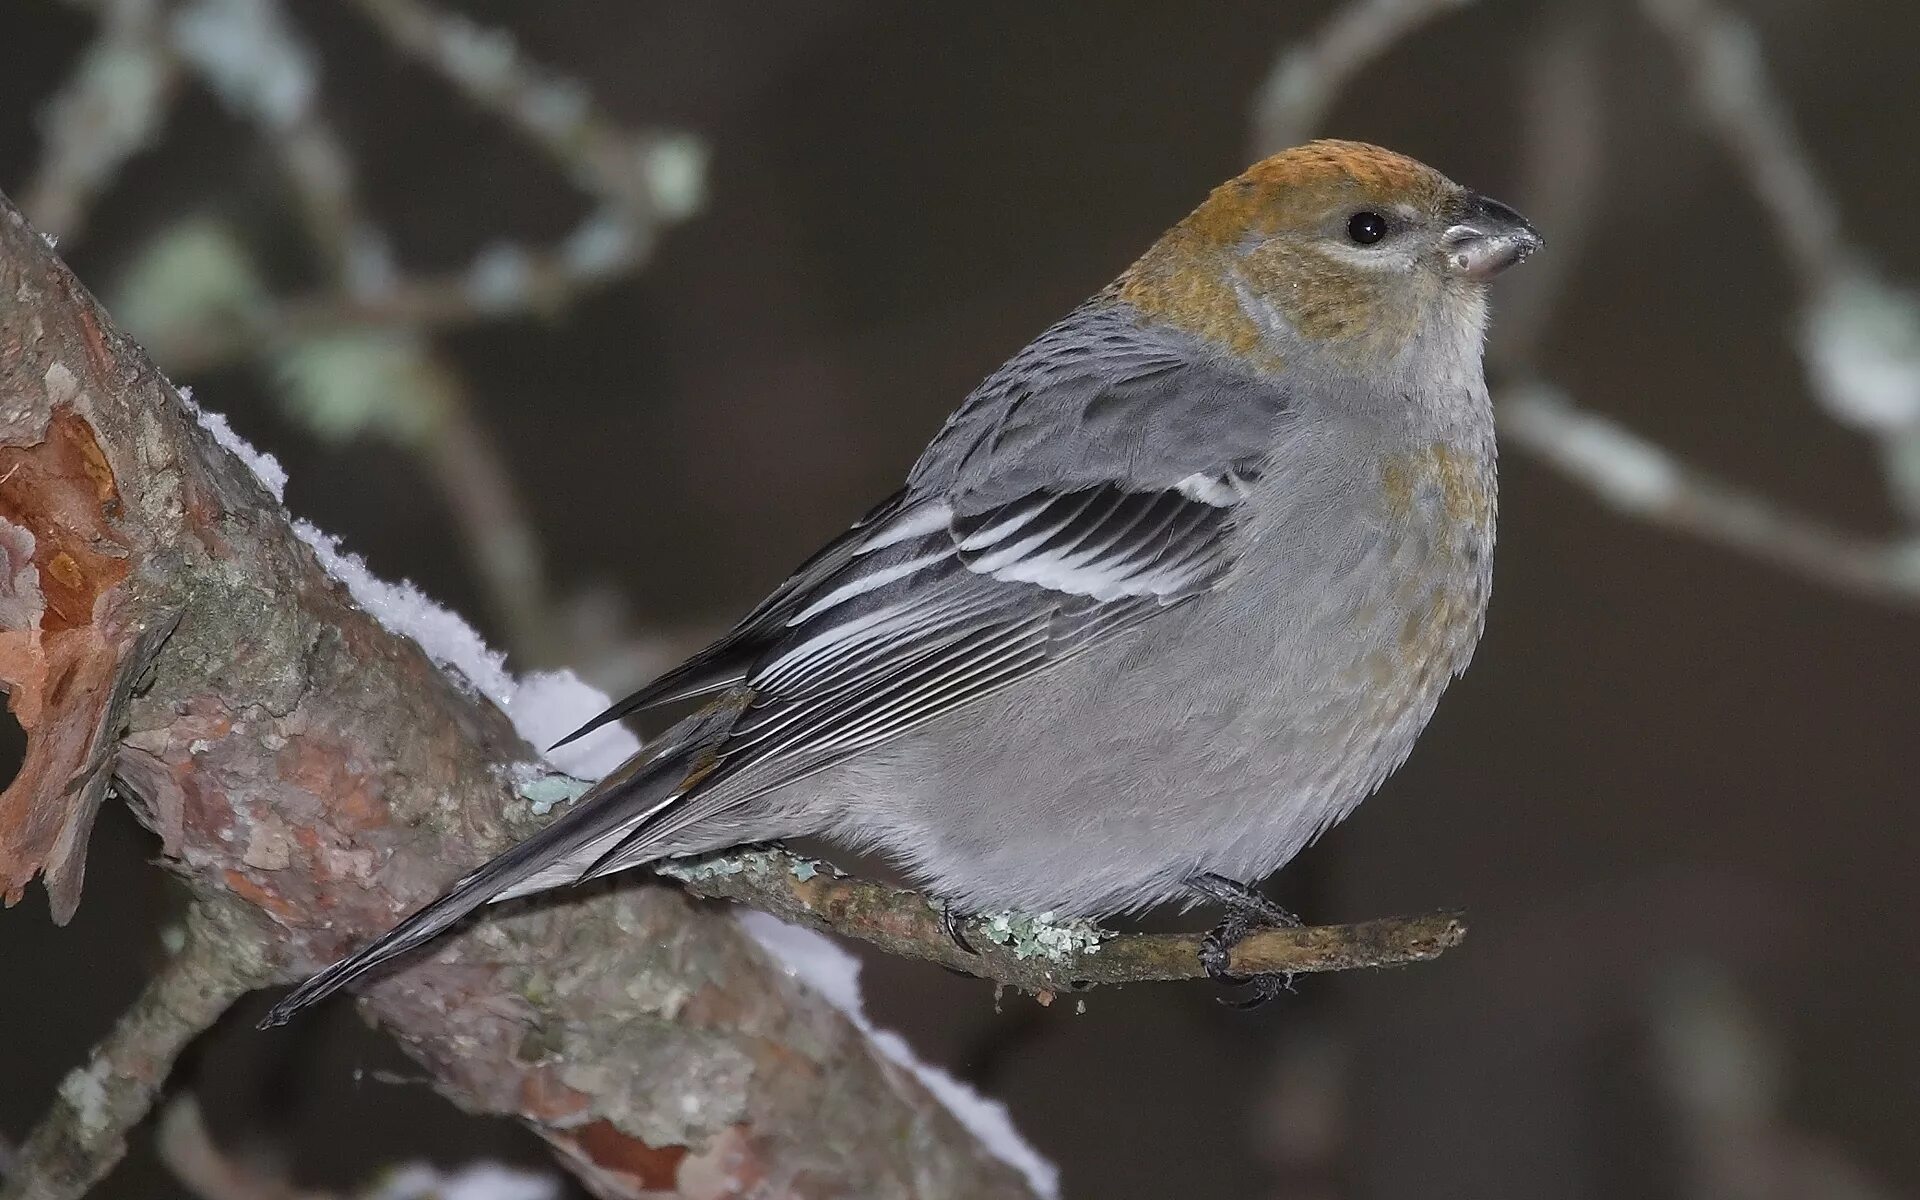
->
264, 140, 1539, 1023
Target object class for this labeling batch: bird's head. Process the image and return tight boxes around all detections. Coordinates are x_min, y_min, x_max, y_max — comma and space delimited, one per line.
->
1113, 140, 1540, 376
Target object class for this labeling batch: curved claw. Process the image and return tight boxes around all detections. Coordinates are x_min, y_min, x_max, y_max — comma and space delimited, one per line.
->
1216, 972, 1295, 1010
940, 901, 979, 956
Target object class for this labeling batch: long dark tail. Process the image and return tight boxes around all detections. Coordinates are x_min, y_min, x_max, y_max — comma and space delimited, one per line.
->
258, 747, 689, 1029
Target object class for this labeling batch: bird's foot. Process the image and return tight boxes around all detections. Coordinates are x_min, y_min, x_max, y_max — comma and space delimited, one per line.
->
1186, 873, 1300, 1009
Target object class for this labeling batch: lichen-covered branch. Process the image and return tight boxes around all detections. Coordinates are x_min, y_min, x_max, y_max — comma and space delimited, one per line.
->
21, 0, 183, 246
662, 849, 1466, 998
1500, 385, 1920, 606
346, 0, 704, 223
0, 188, 1037, 1200
1640, 0, 1847, 293
1642, 0, 1920, 526
0, 900, 275, 1200
126, 0, 709, 377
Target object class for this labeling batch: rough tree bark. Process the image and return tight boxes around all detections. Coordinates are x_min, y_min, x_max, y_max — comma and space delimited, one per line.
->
0, 189, 1038, 1199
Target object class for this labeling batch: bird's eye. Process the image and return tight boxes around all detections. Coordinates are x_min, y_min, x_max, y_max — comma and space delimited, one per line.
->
1346, 211, 1388, 245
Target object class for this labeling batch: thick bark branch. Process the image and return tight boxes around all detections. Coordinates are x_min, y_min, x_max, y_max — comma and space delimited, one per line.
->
0, 190, 1035, 1200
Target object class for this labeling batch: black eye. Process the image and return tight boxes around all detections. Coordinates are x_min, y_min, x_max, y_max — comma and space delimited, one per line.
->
1346, 211, 1388, 245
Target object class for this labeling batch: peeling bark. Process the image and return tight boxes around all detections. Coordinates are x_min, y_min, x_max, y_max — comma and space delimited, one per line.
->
0, 191, 1036, 1199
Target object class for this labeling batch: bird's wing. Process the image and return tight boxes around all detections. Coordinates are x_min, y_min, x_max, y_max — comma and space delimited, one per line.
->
571, 306, 1292, 873
549, 490, 916, 748
258, 306, 1292, 1027
557, 299, 1291, 749
574, 471, 1261, 879
257, 470, 1256, 1027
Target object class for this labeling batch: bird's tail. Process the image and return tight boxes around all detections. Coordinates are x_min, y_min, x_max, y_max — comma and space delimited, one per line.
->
257, 741, 696, 1029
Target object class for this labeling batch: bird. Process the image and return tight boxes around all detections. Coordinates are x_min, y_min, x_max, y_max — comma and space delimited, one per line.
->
261, 139, 1539, 1026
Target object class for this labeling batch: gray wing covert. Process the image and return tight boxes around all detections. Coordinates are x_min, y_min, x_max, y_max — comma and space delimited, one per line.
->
673, 303, 1293, 799
909, 300, 1293, 506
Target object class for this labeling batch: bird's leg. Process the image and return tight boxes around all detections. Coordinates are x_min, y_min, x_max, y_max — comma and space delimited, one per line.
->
1185, 873, 1300, 1009
939, 899, 980, 956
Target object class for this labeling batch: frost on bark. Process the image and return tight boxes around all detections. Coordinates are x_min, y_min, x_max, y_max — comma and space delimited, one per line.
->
0, 189, 1036, 1200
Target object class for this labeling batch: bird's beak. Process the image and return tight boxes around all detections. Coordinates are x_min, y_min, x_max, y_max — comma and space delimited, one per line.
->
1442, 193, 1542, 281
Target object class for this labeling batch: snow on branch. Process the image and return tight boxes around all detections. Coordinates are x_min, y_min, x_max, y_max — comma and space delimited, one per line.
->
0, 189, 1041, 1200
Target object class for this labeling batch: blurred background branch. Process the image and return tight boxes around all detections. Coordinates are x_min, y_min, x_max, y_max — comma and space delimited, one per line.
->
3, 901, 275, 1200
27, 0, 708, 669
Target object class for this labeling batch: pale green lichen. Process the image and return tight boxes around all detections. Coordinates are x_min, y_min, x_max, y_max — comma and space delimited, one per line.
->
976, 910, 1107, 961
514, 770, 593, 816
108, 217, 267, 356
654, 847, 838, 884
272, 331, 448, 447
653, 852, 755, 882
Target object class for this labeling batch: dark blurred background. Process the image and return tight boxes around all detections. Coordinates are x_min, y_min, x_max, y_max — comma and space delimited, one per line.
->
3, 2, 1917, 1198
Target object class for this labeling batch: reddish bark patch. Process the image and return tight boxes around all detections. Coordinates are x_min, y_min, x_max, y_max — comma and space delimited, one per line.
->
222, 868, 299, 921
560, 1119, 689, 1191
0, 410, 127, 632
276, 732, 387, 833
0, 410, 139, 918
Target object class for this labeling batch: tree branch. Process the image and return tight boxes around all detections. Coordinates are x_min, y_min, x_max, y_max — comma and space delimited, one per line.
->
0, 188, 1038, 1200
662, 849, 1466, 998
1250, 0, 1478, 156
1, 900, 275, 1200
1501, 384, 1920, 608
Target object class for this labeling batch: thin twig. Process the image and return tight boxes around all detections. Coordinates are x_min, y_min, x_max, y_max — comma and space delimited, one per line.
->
661, 848, 1466, 997
1500, 383, 1920, 606
168, 0, 393, 292
156, 1097, 336, 1200
419, 390, 565, 663
1, 901, 276, 1200
1250, 0, 1478, 156
346, 0, 705, 223
1651, 961, 1903, 1200
163, 0, 571, 664
21, 0, 183, 246
1642, 0, 1920, 525
1454, 5, 1920, 608
1489, 5, 1605, 372
1640, 0, 1848, 294
142, 233, 672, 374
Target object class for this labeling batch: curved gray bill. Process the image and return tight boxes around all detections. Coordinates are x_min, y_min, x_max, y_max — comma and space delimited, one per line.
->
1443, 192, 1542, 281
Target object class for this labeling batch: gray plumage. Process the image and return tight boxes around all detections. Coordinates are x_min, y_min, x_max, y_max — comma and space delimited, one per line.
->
262, 142, 1536, 1027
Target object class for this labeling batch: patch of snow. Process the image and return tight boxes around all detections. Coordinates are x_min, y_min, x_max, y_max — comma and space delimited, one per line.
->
178, 384, 288, 502
735, 910, 1060, 1198
506, 670, 642, 780
180, 395, 634, 779
292, 519, 515, 707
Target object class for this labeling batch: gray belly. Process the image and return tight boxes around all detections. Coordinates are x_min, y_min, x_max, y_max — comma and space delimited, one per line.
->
820, 435, 1495, 916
